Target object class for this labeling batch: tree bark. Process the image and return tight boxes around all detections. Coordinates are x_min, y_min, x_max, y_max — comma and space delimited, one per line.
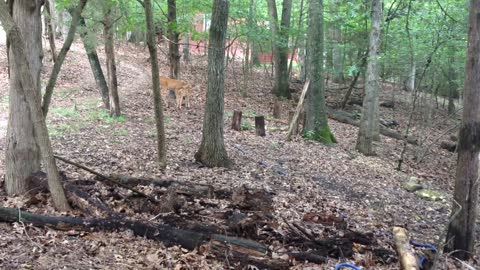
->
194, 0, 231, 168
144, 0, 167, 169
356, 0, 382, 155
267, 0, 292, 99
78, 16, 110, 109
5, 0, 43, 196
255, 116, 266, 137
445, 0, 480, 259
304, 0, 335, 144
183, 33, 190, 63
44, 0, 57, 62
392, 227, 420, 270
104, 2, 120, 117
0, 0, 70, 210
330, 0, 344, 83
167, 0, 180, 79
42, 0, 88, 116
231, 110, 242, 131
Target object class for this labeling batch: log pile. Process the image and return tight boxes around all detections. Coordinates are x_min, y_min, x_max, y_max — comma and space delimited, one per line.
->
0, 164, 398, 269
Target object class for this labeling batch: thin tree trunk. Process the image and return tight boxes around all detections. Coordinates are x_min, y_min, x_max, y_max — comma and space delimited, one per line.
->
5, 0, 42, 195
445, 0, 480, 259
144, 0, 167, 169
267, 0, 292, 99
287, 0, 304, 80
183, 33, 190, 63
104, 3, 120, 117
330, 0, 344, 83
78, 16, 109, 109
304, 0, 335, 144
355, 0, 382, 155
42, 0, 88, 116
0, 0, 70, 210
167, 0, 180, 79
195, 0, 231, 168
44, 0, 57, 62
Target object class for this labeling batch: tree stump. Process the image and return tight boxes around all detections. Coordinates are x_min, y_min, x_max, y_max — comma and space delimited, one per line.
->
273, 98, 281, 119
255, 116, 266, 137
231, 110, 242, 131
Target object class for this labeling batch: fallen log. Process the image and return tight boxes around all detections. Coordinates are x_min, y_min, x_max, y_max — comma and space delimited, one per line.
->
0, 207, 296, 268
55, 155, 160, 203
107, 174, 232, 199
392, 227, 420, 270
0, 206, 205, 250
327, 109, 418, 145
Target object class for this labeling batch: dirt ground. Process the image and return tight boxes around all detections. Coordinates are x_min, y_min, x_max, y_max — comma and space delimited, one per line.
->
0, 39, 478, 270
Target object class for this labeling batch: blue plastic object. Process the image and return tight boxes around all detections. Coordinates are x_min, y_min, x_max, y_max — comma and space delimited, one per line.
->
410, 240, 437, 266
334, 262, 361, 270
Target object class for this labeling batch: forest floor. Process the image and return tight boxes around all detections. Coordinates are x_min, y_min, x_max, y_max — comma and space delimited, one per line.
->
0, 39, 477, 270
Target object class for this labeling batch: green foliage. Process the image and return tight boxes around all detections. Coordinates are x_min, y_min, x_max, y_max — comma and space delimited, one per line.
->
304, 126, 337, 145
51, 106, 79, 118
87, 110, 126, 124
241, 121, 253, 130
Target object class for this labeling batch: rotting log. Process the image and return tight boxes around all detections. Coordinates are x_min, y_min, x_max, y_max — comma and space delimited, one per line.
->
0, 207, 298, 268
327, 109, 418, 145
106, 174, 231, 199
0, 206, 205, 250
392, 227, 420, 270
66, 185, 112, 217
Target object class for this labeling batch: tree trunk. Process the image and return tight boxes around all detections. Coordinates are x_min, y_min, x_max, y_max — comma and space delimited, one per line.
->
304, 0, 335, 144
194, 0, 231, 168
183, 33, 190, 63
267, 0, 292, 99
447, 52, 457, 116
44, 0, 57, 62
167, 0, 180, 79
5, 0, 43, 196
330, 0, 344, 83
104, 3, 120, 117
0, 0, 70, 210
144, 0, 167, 169
444, 0, 480, 259
42, 0, 88, 116
78, 16, 110, 109
355, 0, 382, 155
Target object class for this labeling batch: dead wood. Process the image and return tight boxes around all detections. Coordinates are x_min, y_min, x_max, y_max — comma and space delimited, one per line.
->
0, 206, 205, 250
327, 109, 418, 145
392, 227, 420, 270
66, 185, 112, 217
106, 174, 231, 199
210, 235, 289, 269
440, 141, 456, 152
54, 156, 160, 203
0, 207, 301, 268
231, 184, 273, 211
287, 80, 310, 141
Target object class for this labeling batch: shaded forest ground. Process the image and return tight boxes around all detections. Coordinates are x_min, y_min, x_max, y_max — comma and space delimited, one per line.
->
0, 39, 477, 269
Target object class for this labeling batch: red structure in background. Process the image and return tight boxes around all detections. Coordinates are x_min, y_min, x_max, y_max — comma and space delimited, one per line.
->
180, 14, 298, 65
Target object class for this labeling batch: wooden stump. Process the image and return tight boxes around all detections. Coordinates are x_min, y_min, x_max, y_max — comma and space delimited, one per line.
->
288, 110, 299, 136
273, 98, 281, 119
255, 116, 266, 137
232, 110, 242, 131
